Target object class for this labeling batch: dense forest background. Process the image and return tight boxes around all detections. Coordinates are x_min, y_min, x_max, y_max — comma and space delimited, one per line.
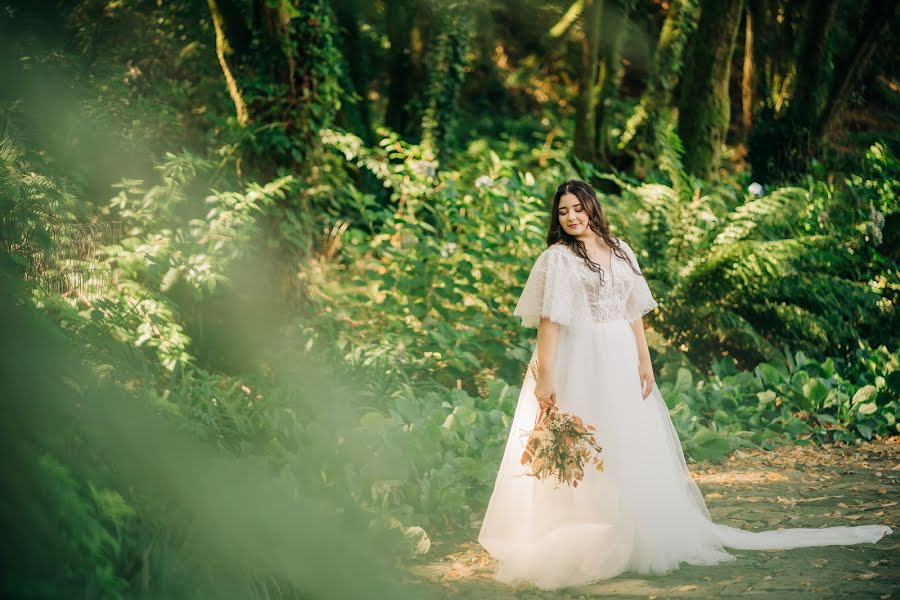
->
1, 0, 898, 597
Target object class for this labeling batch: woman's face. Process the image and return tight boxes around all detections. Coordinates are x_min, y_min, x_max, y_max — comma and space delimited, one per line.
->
558, 192, 589, 237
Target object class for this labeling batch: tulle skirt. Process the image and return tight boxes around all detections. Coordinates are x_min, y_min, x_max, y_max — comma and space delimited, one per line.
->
477, 318, 892, 590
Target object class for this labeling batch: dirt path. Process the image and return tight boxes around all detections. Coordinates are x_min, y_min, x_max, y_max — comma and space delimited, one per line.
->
409, 438, 899, 599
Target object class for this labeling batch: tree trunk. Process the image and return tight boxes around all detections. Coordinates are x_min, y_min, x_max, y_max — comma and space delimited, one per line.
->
677, 0, 745, 179
746, 0, 839, 181
385, 0, 421, 137
253, 0, 293, 98
207, 0, 250, 126
421, 5, 473, 155
470, 4, 505, 105
787, 0, 839, 131
595, 0, 636, 162
740, 6, 753, 132
813, 0, 898, 142
333, 0, 375, 145
573, 0, 604, 163
619, 0, 700, 159
748, 0, 769, 104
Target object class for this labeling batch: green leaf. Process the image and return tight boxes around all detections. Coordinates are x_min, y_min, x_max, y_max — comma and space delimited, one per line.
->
815, 413, 838, 425
784, 416, 811, 434
802, 379, 829, 407
360, 412, 387, 428
757, 363, 787, 386
856, 423, 874, 440
689, 427, 730, 460
851, 385, 878, 405
757, 390, 776, 405
673, 368, 693, 394
856, 402, 878, 416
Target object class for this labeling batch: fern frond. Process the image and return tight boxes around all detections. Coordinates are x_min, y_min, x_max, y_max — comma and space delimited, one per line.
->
712, 308, 783, 363
712, 187, 812, 246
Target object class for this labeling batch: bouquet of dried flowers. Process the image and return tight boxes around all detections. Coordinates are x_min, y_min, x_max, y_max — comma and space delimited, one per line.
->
519, 362, 604, 488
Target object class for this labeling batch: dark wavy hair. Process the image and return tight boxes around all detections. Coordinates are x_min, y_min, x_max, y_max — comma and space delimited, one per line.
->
546, 179, 640, 283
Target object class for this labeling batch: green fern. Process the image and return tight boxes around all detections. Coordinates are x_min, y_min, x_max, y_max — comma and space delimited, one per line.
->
616, 153, 893, 369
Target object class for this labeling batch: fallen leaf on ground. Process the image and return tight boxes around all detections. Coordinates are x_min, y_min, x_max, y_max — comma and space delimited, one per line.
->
441, 561, 475, 581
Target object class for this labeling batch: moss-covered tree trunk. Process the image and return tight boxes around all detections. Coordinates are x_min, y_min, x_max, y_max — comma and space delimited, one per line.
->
747, 0, 837, 181
205, 0, 343, 170
677, 0, 745, 179
573, 0, 604, 163
207, 0, 249, 127
333, 0, 375, 145
747, 0, 770, 104
420, 5, 473, 157
595, 0, 636, 162
785, 0, 839, 127
385, 0, 423, 138
619, 0, 700, 161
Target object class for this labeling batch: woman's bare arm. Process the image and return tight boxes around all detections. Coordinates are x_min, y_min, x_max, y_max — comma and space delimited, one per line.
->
534, 317, 560, 402
630, 317, 655, 399
629, 317, 652, 364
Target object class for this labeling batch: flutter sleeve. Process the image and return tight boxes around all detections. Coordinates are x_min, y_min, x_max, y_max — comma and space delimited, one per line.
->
512, 248, 581, 328
621, 241, 659, 322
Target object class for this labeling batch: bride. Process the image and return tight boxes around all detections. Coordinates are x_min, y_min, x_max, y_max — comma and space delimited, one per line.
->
477, 179, 892, 590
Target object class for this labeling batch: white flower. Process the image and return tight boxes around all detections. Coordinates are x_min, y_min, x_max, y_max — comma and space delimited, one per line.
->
748, 182, 764, 197
410, 159, 437, 178
475, 175, 495, 188
867, 207, 885, 246
440, 242, 458, 258
870, 207, 885, 229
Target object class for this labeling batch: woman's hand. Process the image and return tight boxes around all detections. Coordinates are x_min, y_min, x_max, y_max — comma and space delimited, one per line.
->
638, 360, 655, 399
534, 380, 556, 407
533, 379, 556, 425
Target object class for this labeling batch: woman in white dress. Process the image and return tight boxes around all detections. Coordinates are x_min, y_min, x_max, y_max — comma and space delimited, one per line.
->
477, 179, 892, 590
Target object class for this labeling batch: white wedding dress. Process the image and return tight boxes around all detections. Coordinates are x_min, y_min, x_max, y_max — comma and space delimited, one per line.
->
477, 239, 892, 590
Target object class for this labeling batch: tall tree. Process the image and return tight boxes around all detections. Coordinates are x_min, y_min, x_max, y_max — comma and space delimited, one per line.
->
204, 0, 344, 170
749, 0, 835, 180
619, 0, 700, 163
740, 4, 753, 133
594, 0, 637, 162
786, 0, 839, 128
573, 0, 604, 163
420, 3, 473, 156
748, 0, 896, 181
332, 0, 375, 145
813, 0, 898, 142
677, 0, 745, 179
385, 0, 426, 138
207, 0, 249, 127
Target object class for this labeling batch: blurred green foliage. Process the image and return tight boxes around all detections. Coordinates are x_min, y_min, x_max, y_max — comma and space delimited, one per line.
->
0, 0, 897, 596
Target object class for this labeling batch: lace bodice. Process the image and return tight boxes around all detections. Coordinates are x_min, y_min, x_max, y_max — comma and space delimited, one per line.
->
513, 238, 658, 328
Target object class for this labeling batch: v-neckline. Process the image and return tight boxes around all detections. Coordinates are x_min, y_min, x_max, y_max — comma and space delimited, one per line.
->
556, 242, 616, 282
591, 246, 614, 272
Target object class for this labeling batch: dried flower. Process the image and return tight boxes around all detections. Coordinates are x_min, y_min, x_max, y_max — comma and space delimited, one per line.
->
518, 365, 605, 489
